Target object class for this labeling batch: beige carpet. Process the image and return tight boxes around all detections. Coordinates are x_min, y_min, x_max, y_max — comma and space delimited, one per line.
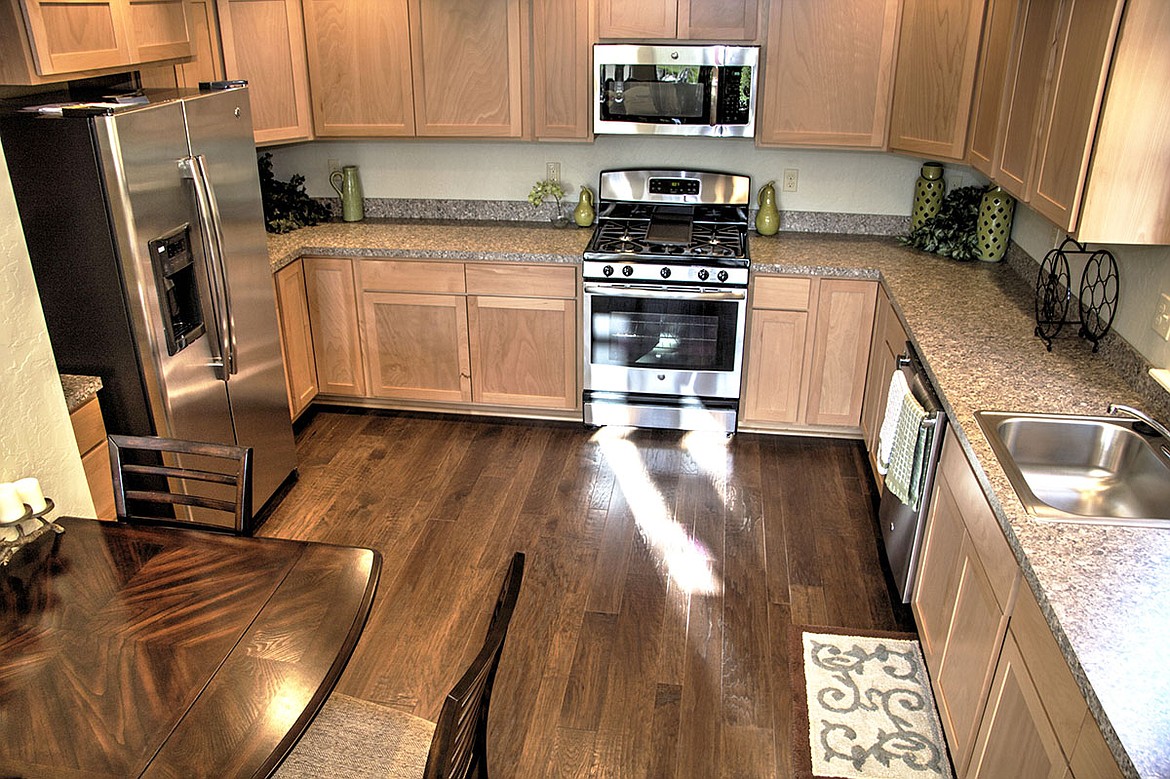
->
273, 693, 435, 778
791, 626, 953, 779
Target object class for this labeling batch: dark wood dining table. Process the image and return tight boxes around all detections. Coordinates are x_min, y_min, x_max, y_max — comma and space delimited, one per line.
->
0, 516, 381, 778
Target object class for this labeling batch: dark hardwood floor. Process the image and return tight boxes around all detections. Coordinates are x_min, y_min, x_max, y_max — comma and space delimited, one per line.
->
260, 409, 915, 778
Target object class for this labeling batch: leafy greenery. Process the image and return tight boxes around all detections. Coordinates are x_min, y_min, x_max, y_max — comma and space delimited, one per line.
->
902, 185, 987, 262
527, 179, 565, 209
257, 152, 330, 234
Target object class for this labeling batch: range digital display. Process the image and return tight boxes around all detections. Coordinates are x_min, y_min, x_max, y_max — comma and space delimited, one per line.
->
648, 178, 701, 196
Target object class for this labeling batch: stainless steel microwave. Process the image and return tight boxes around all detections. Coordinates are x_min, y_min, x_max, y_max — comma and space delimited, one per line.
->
593, 44, 759, 138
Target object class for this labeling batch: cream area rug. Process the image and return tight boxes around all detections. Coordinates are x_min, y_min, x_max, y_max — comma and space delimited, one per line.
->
792, 627, 953, 779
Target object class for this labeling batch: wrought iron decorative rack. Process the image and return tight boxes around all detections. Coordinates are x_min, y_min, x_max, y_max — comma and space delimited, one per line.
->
1034, 237, 1119, 352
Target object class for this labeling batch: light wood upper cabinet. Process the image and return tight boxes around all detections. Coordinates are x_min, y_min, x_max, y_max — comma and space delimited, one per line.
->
304, 257, 365, 397
597, 0, 676, 38
966, 0, 1019, 176
302, 0, 414, 137
804, 278, 876, 428
887, 0, 987, 160
217, 0, 312, 144
597, 0, 757, 40
14, 0, 133, 75
137, 0, 222, 89
274, 258, 318, 419
127, 0, 191, 62
532, 0, 591, 140
408, 0, 524, 137
757, 0, 899, 148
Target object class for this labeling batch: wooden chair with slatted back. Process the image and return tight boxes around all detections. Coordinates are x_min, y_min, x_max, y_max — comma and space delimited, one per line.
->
107, 434, 254, 534
422, 550, 525, 779
273, 552, 526, 779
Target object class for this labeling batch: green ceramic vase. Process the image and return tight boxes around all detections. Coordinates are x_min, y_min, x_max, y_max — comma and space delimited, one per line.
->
976, 186, 1016, 262
912, 162, 945, 230
330, 165, 364, 222
755, 180, 780, 236
574, 185, 595, 227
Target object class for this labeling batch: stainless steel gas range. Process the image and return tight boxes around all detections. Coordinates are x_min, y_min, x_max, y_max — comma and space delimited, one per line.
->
582, 169, 751, 434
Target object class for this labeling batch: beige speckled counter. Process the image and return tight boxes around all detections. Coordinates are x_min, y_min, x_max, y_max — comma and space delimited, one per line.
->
270, 224, 1168, 778
60, 374, 102, 413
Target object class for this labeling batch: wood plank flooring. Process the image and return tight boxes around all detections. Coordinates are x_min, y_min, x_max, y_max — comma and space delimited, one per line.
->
260, 409, 915, 778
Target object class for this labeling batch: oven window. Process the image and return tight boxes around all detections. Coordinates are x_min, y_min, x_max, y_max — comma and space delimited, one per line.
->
590, 294, 739, 371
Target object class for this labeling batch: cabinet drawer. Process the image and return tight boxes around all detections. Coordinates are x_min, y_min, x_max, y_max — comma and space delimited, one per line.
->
70, 396, 106, 454
359, 260, 466, 293
466, 263, 577, 298
1011, 583, 1089, 756
939, 435, 1018, 609
752, 275, 811, 310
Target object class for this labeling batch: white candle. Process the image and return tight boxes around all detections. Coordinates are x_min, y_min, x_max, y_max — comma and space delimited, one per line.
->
0, 483, 26, 523
14, 477, 47, 514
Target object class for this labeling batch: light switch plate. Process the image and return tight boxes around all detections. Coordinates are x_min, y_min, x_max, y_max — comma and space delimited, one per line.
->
1153, 293, 1170, 341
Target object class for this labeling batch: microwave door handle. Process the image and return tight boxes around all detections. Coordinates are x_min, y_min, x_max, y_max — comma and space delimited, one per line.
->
709, 67, 719, 125
180, 155, 235, 378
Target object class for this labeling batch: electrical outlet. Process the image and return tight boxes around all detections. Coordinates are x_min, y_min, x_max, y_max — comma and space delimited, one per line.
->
546, 162, 561, 184
1153, 293, 1170, 341
782, 169, 798, 192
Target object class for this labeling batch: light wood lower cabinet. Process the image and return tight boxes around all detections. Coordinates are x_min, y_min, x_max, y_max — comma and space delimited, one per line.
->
468, 295, 577, 409
303, 257, 365, 397
913, 431, 1019, 776
860, 285, 908, 485
362, 291, 472, 403
273, 258, 318, 419
741, 275, 874, 433
70, 395, 116, 519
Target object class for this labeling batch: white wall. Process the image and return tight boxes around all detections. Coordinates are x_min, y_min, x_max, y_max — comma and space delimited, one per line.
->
269, 136, 947, 214
0, 137, 96, 518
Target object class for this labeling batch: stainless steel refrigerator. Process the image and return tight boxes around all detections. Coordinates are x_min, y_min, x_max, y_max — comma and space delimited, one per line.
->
1, 86, 297, 532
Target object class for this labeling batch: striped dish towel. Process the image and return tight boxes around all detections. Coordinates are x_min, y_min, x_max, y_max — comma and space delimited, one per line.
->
877, 370, 911, 475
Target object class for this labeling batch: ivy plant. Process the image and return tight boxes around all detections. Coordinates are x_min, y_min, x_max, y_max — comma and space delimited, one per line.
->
902, 185, 987, 262
257, 152, 331, 234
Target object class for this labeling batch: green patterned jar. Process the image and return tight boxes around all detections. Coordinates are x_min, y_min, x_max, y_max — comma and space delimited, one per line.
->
911, 162, 945, 230
975, 186, 1016, 262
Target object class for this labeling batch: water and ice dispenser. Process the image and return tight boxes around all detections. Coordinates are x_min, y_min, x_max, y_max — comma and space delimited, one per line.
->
149, 225, 205, 355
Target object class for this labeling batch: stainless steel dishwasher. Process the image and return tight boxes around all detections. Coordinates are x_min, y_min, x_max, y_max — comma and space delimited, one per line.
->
878, 342, 947, 603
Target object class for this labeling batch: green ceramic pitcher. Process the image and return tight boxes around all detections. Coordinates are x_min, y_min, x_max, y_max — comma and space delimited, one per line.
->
330, 165, 364, 222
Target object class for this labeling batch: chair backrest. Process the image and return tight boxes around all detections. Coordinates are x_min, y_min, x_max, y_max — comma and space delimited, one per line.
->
107, 434, 254, 533
422, 551, 525, 779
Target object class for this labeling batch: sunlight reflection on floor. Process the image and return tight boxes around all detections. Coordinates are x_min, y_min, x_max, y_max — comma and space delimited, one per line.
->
592, 426, 723, 596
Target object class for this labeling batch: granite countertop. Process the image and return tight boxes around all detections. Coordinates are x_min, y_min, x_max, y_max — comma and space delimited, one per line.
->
269, 223, 1168, 778
60, 374, 102, 413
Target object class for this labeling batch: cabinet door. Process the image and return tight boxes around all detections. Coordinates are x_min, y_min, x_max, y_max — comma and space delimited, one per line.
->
302, 0, 415, 137
217, 0, 312, 144
741, 309, 808, 425
468, 296, 577, 409
532, 0, 591, 139
409, 0, 524, 137
887, 0, 986, 160
679, 0, 757, 40
1029, 0, 1125, 230
861, 287, 907, 481
274, 259, 318, 418
804, 279, 876, 428
995, 0, 1061, 199
913, 465, 967, 669
967, 634, 1068, 779
967, 0, 1018, 176
127, 0, 191, 61
597, 0, 676, 38
361, 292, 472, 402
175, 0, 223, 86
758, 0, 899, 148
17, 0, 132, 74
304, 258, 365, 397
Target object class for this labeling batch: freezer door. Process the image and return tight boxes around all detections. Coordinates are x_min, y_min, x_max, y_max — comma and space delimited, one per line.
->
181, 88, 297, 510
93, 102, 237, 451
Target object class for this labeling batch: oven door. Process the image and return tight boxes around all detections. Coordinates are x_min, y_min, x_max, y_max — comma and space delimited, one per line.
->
583, 282, 747, 399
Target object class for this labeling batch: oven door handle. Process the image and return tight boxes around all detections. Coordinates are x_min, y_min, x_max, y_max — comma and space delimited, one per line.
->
584, 284, 746, 301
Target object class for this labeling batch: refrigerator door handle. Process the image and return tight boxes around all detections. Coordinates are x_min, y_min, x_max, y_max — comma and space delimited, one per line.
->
180, 155, 238, 377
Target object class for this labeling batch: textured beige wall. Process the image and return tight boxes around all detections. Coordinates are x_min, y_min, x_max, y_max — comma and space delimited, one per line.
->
0, 136, 95, 518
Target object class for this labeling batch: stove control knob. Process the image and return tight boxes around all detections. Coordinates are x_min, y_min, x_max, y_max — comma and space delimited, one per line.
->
660, 267, 671, 279
717, 270, 729, 282
698, 269, 710, 281
622, 265, 634, 277
602, 265, 614, 277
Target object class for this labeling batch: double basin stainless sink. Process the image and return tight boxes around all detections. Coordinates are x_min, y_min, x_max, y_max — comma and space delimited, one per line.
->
975, 409, 1170, 528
